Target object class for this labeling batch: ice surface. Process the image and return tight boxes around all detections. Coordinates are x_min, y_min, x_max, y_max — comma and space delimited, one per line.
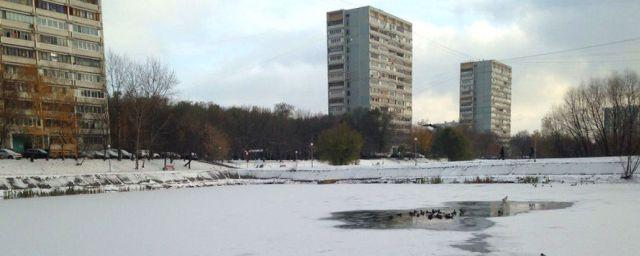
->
1, 183, 639, 255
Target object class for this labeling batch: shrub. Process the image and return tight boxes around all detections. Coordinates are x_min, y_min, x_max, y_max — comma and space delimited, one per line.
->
431, 127, 474, 161
464, 176, 495, 184
317, 123, 364, 165
518, 176, 539, 184
429, 176, 443, 184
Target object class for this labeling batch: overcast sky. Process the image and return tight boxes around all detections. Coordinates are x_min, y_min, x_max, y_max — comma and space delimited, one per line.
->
102, 0, 640, 133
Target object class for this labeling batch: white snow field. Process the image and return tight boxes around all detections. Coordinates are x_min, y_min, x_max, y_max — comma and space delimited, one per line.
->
0, 157, 630, 195
1, 183, 639, 256
0, 158, 225, 176
236, 157, 627, 183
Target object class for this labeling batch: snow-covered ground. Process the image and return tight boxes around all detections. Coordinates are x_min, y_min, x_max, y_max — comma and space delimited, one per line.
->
236, 157, 627, 183
0, 158, 225, 176
1, 183, 638, 255
0, 157, 630, 196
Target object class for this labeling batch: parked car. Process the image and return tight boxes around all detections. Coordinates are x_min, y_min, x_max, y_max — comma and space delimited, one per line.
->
0, 149, 22, 159
93, 150, 107, 159
161, 152, 180, 159
80, 150, 107, 159
23, 149, 48, 159
107, 149, 133, 159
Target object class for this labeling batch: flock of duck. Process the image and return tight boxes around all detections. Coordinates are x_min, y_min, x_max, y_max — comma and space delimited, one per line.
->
389, 208, 466, 221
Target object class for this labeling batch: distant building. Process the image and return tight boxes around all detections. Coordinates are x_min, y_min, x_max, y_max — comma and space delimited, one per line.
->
432, 121, 458, 129
0, 0, 107, 153
326, 6, 412, 147
459, 60, 511, 141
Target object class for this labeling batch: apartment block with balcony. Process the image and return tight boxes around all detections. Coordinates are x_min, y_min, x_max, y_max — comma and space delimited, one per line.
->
459, 60, 511, 142
326, 6, 412, 147
0, 0, 107, 153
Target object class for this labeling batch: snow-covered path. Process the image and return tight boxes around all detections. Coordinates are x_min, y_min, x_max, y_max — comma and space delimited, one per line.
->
1, 183, 638, 255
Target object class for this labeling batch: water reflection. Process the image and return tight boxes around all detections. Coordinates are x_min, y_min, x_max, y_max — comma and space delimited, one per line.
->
326, 201, 573, 232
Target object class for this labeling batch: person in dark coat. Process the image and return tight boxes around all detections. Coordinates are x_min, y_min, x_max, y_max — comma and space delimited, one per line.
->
499, 147, 505, 160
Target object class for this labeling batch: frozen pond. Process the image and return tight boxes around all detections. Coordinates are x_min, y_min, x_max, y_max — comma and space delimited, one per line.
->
327, 201, 573, 231
1, 184, 639, 255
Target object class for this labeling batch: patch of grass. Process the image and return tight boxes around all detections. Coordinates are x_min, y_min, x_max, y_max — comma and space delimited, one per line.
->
429, 176, 443, 184
518, 176, 539, 184
464, 176, 496, 184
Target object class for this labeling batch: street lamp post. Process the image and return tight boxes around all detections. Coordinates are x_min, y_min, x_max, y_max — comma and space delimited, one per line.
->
413, 137, 418, 166
245, 150, 249, 169
310, 142, 314, 168
533, 137, 537, 163
107, 144, 112, 172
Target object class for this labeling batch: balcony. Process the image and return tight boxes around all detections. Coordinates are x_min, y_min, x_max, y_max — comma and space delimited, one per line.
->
0, 19, 32, 30
39, 60, 74, 71
36, 26, 70, 37
75, 80, 104, 90
71, 47, 103, 59
36, 42, 72, 54
1, 36, 35, 48
71, 31, 101, 43
0, 1, 33, 12
73, 64, 101, 73
35, 8, 67, 21
70, 0, 100, 12
2, 55, 36, 65
70, 15, 101, 28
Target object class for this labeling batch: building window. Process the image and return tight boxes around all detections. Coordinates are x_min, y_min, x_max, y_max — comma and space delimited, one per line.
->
76, 104, 104, 114
39, 51, 72, 63
327, 20, 342, 26
72, 39, 100, 52
3, 46, 34, 58
1, 9, 33, 24
78, 0, 98, 4
37, 16, 67, 30
73, 56, 101, 68
72, 24, 99, 36
2, 28, 32, 40
42, 68, 73, 80
39, 34, 68, 46
36, 0, 67, 14
69, 7, 99, 21
4, 0, 33, 6
80, 89, 104, 98
76, 72, 101, 83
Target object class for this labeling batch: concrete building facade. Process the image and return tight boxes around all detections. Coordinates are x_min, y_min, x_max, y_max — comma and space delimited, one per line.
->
0, 0, 107, 153
326, 6, 412, 146
459, 60, 511, 141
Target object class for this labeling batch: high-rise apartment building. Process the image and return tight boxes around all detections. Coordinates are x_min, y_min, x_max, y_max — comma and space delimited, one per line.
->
0, 0, 107, 153
459, 60, 511, 141
326, 6, 412, 146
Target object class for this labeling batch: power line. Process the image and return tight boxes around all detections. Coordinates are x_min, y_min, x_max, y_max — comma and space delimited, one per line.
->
501, 36, 640, 62
424, 39, 474, 60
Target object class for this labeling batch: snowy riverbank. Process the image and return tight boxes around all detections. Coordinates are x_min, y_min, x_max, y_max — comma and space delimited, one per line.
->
0, 157, 634, 199
235, 157, 629, 183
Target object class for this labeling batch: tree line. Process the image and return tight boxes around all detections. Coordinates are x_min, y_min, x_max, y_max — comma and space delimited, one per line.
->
106, 52, 639, 165
107, 52, 394, 162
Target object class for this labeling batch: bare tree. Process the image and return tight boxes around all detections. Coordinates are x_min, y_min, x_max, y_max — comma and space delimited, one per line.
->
541, 70, 640, 178
123, 57, 177, 169
621, 155, 640, 179
106, 51, 135, 152
0, 70, 22, 148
